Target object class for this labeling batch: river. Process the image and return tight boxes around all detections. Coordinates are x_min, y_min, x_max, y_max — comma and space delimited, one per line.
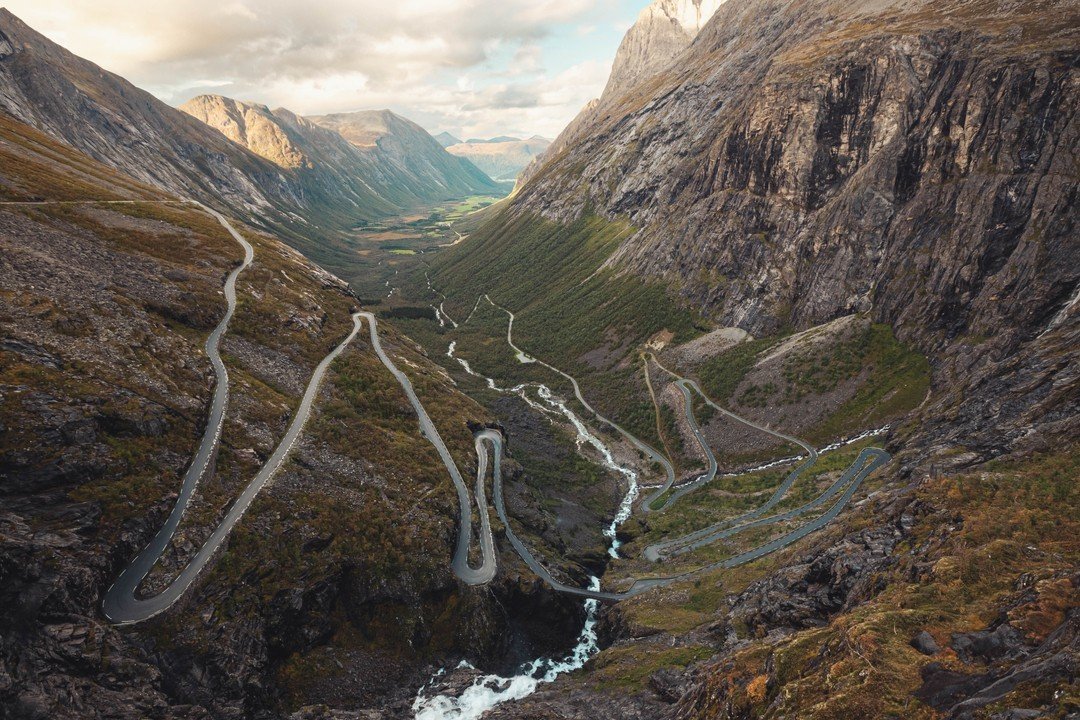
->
410, 342, 640, 719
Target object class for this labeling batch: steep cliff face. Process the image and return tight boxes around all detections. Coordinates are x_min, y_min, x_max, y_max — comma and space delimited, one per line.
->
505, 0, 1079, 459
432, 5, 1080, 708
181, 95, 314, 170
520, 0, 724, 187
602, 0, 727, 102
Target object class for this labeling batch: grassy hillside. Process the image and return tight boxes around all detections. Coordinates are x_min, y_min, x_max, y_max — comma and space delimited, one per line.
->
430, 210, 701, 363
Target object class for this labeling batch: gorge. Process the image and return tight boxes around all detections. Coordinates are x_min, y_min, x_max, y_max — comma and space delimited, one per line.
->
1, 1, 1077, 719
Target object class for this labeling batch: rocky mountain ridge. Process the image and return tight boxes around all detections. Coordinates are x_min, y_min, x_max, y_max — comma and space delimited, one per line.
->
428, 1, 1079, 713
519, 0, 723, 186
0, 9, 502, 254
434, 131, 462, 147
602, 0, 727, 102
509, 0, 1078, 461
181, 94, 502, 216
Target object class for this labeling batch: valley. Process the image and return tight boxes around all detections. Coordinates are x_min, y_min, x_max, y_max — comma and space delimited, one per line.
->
1, 0, 1077, 719
344, 195, 508, 302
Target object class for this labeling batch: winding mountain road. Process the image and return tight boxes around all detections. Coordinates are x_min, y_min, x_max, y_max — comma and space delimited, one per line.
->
359, 311, 496, 585
396, 288, 893, 601
97, 209, 891, 621
103, 204, 364, 624
482, 296, 677, 498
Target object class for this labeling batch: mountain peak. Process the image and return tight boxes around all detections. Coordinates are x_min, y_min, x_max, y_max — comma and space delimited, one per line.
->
434, 131, 462, 147
602, 0, 726, 102
180, 94, 310, 169
307, 108, 429, 150
443, 134, 552, 182
0, 6, 25, 28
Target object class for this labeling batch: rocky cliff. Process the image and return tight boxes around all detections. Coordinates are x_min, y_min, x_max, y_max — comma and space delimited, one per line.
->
180, 95, 317, 170
602, 0, 727, 102
520, 0, 725, 187
501, 0, 1080, 463
429, 2, 1079, 714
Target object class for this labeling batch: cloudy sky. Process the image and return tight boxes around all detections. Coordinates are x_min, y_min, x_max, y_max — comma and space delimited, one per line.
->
4, 0, 646, 139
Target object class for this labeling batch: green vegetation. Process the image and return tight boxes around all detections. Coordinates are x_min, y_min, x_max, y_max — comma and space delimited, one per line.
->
697, 336, 781, 404
807, 324, 930, 443
590, 643, 714, 691
153, 321, 492, 706
444, 194, 503, 220
432, 211, 700, 366
737, 381, 779, 408
691, 321, 929, 443
426, 211, 703, 433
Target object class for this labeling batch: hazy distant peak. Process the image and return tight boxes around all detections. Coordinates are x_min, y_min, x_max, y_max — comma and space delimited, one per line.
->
434, 131, 462, 147
309, 109, 418, 147
444, 134, 552, 182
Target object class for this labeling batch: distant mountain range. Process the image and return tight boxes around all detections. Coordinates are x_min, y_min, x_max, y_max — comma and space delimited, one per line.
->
434, 131, 461, 148
442, 135, 552, 182
0, 8, 504, 257
181, 95, 501, 219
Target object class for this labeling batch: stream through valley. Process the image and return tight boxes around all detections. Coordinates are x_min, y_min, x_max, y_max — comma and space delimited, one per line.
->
411, 341, 639, 719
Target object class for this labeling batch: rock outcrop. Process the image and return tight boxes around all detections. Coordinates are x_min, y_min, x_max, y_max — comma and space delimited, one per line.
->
181, 95, 313, 170
520, 0, 724, 187
602, 0, 727, 102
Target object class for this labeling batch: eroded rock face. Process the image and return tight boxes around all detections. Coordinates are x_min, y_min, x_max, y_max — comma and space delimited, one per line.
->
520, 0, 725, 186
181, 95, 310, 170
522, 1, 1077, 337
602, 0, 727, 102
515, 0, 1079, 461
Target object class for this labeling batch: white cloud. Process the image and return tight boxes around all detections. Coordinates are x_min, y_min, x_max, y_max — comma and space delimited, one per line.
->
2, 0, 625, 137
